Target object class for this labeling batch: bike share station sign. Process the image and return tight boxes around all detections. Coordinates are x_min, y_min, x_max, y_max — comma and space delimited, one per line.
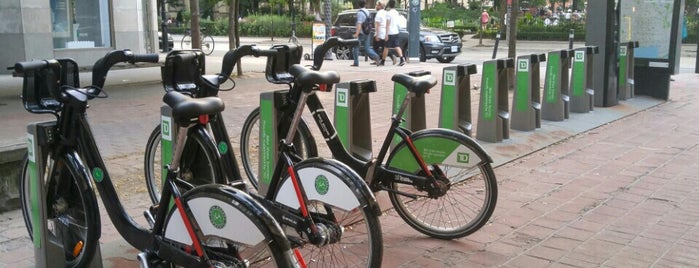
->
618, 0, 684, 100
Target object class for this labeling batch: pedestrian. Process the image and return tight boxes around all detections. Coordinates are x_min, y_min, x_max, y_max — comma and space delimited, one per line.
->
352, 0, 381, 67
480, 9, 490, 31
373, 1, 396, 65
381, 0, 406, 66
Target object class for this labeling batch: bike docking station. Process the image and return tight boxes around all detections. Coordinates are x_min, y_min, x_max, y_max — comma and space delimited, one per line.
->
511, 53, 545, 131
392, 70, 430, 144
22, 58, 103, 267
439, 64, 477, 136
618, 41, 639, 100
541, 49, 573, 121
570, 46, 599, 113
334, 79, 377, 161
476, 58, 513, 143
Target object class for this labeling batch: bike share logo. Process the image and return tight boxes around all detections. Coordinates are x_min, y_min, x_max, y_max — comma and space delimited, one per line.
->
218, 142, 228, 154
92, 167, 105, 182
518, 59, 528, 72
336, 88, 348, 108
162, 116, 172, 141
457, 152, 470, 164
444, 70, 456, 86
209, 205, 227, 229
315, 175, 329, 195
575, 51, 584, 62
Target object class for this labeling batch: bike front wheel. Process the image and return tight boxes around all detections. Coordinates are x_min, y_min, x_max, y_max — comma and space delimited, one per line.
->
144, 125, 221, 203
386, 129, 498, 239
20, 153, 101, 267
201, 35, 215, 55
181, 34, 192, 50
240, 107, 317, 191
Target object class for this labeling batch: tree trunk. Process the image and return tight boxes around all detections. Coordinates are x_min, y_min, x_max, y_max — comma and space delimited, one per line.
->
189, 0, 201, 49
507, 0, 518, 59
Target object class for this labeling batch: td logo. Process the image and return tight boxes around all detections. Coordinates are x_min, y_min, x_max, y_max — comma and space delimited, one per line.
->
338, 91, 346, 104
457, 152, 470, 163
517, 59, 528, 72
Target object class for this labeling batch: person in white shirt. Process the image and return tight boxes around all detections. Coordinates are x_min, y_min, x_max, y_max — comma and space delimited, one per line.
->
381, 0, 405, 66
373, 1, 396, 65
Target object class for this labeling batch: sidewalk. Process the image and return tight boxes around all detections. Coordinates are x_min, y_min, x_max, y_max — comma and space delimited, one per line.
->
0, 37, 697, 267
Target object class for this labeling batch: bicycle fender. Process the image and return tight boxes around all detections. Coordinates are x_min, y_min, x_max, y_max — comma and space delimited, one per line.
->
275, 158, 379, 214
164, 184, 287, 248
387, 128, 493, 174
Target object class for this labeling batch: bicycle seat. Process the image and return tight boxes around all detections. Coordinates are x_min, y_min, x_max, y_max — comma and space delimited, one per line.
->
391, 73, 437, 97
289, 64, 340, 88
163, 91, 224, 125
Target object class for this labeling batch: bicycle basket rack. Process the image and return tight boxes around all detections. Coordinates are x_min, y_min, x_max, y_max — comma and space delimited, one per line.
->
265, 44, 303, 85
161, 50, 207, 96
19, 59, 80, 115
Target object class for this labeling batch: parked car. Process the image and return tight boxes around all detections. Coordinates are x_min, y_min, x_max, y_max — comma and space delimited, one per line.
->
331, 9, 462, 63
158, 31, 174, 51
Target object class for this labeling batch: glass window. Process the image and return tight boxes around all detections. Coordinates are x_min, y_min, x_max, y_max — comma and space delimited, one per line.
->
51, 0, 112, 49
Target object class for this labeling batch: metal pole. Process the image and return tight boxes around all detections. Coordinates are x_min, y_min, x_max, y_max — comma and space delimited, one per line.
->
160, 0, 169, 52
492, 32, 501, 59
569, 29, 574, 49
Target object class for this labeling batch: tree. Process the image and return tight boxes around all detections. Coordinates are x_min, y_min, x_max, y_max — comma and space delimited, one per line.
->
189, 0, 202, 49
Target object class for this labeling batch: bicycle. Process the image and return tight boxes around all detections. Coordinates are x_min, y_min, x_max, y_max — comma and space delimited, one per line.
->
13, 50, 299, 267
239, 38, 499, 239
181, 28, 215, 55
143, 47, 384, 267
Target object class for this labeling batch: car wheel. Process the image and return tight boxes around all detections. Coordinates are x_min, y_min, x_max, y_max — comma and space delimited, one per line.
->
334, 45, 352, 60
437, 56, 456, 63
419, 46, 427, 62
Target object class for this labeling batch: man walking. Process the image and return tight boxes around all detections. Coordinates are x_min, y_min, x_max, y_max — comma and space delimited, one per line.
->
352, 0, 381, 66
381, 0, 405, 66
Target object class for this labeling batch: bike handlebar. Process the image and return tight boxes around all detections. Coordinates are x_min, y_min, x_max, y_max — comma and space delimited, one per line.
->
11, 60, 62, 75
220, 45, 281, 77
311, 37, 359, 70
91, 49, 159, 91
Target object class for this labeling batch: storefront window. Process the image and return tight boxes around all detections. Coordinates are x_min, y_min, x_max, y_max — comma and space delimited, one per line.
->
51, 0, 112, 49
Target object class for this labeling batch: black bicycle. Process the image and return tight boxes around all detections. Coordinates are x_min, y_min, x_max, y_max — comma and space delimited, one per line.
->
143, 47, 383, 267
14, 50, 298, 267
239, 39, 499, 239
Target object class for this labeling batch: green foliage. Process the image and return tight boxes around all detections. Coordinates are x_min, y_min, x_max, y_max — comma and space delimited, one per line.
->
238, 14, 313, 37
421, 3, 479, 29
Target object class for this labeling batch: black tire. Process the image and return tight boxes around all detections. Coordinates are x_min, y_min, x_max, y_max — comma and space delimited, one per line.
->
181, 34, 192, 50
419, 46, 427, 62
275, 159, 383, 267
20, 153, 101, 267
239, 107, 317, 190
201, 35, 215, 55
387, 132, 498, 239
437, 56, 456, 63
164, 185, 297, 267
144, 125, 222, 203
334, 45, 353, 60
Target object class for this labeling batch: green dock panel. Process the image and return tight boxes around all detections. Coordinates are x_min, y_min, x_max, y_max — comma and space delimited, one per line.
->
439, 64, 477, 136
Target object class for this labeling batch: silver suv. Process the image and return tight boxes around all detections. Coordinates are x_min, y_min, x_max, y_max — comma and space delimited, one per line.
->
331, 9, 462, 63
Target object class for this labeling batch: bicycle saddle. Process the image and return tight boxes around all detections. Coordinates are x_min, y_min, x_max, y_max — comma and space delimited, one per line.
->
391, 73, 437, 97
163, 91, 225, 125
289, 64, 340, 89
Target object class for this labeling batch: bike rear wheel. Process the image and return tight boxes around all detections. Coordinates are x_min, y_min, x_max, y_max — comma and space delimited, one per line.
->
240, 107, 317, 190
21, 153, 101, 267
275, 159, 383, 267
144, 125, 221, 203
164, 185, 297, 267
386, 131, 498, 239
201, 35, 215, 55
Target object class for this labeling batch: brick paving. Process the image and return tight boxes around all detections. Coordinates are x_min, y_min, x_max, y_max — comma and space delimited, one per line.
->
0, 37, 697, 267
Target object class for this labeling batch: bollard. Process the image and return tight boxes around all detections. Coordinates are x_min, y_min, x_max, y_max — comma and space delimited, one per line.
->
618, 41, 638, 100
476, 59, 511, 143
334, 80, 376, 161
492, 32, 501, 59
439, 64, 477, 136
511, 53, 546, 131
542, 49, 573, 121
570, 46, 599, 113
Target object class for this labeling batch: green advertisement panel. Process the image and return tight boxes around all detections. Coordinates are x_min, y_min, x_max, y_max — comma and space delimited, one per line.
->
544, 52, 561, 103
440, 69, 457, 129
515, 58, 530, 112
571, 50, 586, 97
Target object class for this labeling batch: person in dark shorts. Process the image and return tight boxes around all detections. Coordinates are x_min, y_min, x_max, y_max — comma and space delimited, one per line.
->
381, 0, 405, 66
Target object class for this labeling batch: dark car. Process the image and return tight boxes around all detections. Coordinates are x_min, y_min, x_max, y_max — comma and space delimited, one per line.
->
158, 32, 174, 51
331, 9, 462, 63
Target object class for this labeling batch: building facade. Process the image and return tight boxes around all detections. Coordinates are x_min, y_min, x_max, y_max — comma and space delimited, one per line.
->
1, 0, 158, 74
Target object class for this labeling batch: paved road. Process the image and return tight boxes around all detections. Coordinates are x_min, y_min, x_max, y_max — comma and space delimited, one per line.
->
0, 36, 697, 267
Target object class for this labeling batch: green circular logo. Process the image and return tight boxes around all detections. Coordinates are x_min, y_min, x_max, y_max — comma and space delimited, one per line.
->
315, 175, 329, 195
209, 205, 226, 229
218, 142, 228, 154
92, 167, 104, 182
